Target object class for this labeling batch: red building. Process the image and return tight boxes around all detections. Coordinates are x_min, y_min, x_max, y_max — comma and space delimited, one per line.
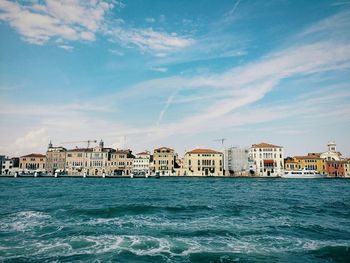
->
326, 160, 345, 177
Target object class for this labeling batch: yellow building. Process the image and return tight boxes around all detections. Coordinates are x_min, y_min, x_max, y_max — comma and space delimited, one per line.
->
153, 147, 175, 176
292, 153, 327, 174
184, 148, 223, 176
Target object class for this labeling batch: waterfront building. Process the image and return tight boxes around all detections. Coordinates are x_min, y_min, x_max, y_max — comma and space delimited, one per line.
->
249, 143, 284, 177
174, 157, 186, 176
66, 148, 92, 175
326, 160, 346, 177
0, 155, 5, 174
184, 148, 223, 176
132, 151, 151, 176
284, 157, 301, 171
19, 154, 46, 172
1, 157, 12, 175
153, 147, 175, 176
46, 141, 67, 174
109, 149, 135, 176
344, 159, 350, 177
224, 147, 249, 176
291, 153, 327, 175
86, 140, 114, 176
320, 141, 343, 161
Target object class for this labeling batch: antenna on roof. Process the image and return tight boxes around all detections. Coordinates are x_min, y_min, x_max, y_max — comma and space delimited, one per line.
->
214, 138, 227, 146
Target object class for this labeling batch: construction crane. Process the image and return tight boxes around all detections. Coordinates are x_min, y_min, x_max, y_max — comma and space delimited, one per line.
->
214, 138, 227, 146
60, 140, 97, 148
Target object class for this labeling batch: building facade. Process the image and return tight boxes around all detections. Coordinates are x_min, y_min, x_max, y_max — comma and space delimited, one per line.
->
108, 149, 135, 176
86, 140, 114, 176
153, 147, 175, 176
344, 159, 350, 177
249, 143, 284, 177
326, 160, 345, 177
184, 148, 223, 176
1, 157, 13, 175
224, 147, 249, 176
291, 154, 327, 174
19, 154, 46, 172
320, 141, 343, 161
132, 151, 151, 175
66, 148, 92, 175
46, 142, 67, 174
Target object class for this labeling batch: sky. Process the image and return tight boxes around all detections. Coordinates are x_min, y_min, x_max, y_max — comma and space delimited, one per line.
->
0, 0, 350, 158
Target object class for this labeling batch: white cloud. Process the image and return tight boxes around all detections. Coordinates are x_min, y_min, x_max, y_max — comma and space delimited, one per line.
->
6, 128, 50, 156
110, 27, 194, 54
151, 67, 168, 72
109, 49, 124, 56
59, 44, 74, 51
0, 0, 114, 45
145, 17, 155, 23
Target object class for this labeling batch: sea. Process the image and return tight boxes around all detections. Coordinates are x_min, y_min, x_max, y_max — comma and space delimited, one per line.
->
0, 177, 349, 262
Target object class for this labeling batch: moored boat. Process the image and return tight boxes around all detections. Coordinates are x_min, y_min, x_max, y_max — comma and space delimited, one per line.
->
282, 169, 326, 179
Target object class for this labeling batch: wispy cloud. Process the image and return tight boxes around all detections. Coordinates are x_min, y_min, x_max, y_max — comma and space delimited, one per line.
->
109, 27, 194, 55
151, 67, 168, 72
156, 90, 178, 126
0, 0, 114, 45
59, 44, 74, 51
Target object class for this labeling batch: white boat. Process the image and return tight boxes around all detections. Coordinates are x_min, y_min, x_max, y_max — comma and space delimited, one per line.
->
282, 169, 326, 179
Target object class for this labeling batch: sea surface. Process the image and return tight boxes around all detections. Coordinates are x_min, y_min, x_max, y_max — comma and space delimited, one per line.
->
0, 178, 349, 263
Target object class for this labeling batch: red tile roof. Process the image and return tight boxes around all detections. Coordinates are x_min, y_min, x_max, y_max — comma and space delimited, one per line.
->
137, 151, 150, 155
187, 148, 222, 154
154, 147, 174, 151
20, 153, 46, 158
67, 148, 93, 152
252, 142, 282, 148
294, 155, 323, 160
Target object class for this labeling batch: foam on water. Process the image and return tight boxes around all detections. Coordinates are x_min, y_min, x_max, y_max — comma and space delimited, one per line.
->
0, 178, 349, 262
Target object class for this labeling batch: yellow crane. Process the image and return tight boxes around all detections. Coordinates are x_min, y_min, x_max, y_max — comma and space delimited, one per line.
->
60, 140, 97, 148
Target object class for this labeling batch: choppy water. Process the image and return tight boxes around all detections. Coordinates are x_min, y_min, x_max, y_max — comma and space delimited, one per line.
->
0, 178, 349, 262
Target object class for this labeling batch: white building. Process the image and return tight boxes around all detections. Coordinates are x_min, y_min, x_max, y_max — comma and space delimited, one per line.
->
249, 142, 284, 177
1, 158, 13, 175
224, 147, 249, 176
132, 151, 151, 175
320, 141, 343, 161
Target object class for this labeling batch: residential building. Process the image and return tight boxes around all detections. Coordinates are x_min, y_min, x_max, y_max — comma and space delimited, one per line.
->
292, 153, 327, 174
132, 151, 151, 175
66, 148, 92, 175
19, 154, 46, 172
326, 160, 345, 177
174, 157, 186, 176
153, 147, 175, 176
109, 149, 135, 176
184, 148, 223, 176
224, 147, 249, 176
46, 141, 67, 174
249, 142, 284, 177
87, 140, 114, 176
1, 157, 13, 175
0, 155, 5, 174
284, 157, 300, 171
344, 159, 350, 177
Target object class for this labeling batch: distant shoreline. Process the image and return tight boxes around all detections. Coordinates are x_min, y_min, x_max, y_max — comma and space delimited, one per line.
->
1, 175, 349, 179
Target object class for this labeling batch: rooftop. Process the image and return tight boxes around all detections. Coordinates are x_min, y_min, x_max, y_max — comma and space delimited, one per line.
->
20, 153, 46, 158
252, 142, 282, 148
187, 148, 222, 154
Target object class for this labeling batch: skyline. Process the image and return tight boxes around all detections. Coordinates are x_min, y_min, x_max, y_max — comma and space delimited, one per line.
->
0, 0, 350, 157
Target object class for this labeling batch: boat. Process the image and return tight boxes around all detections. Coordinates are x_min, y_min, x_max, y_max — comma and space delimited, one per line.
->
282, 169, 326, 179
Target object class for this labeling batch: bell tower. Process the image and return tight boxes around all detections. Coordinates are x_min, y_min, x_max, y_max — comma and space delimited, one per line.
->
327, 141, 336, 152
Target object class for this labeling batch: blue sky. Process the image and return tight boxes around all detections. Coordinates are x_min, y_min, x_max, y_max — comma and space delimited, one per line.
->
0, 0, 350, 157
